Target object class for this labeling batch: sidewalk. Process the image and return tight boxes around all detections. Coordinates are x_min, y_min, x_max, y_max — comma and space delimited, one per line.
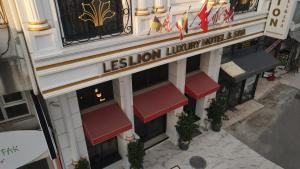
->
280, 73, 300, 90
223, 77, 280, 129
144, 130, 283, 169
143, 75, 293, 169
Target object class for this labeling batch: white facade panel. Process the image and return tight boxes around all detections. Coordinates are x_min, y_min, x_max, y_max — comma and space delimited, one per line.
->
265, 0, 297, 39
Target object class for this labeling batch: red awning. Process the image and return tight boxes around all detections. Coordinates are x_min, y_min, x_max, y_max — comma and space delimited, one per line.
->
185, 72, 220, 100
133, 83, 188, 123
82, 103, 132, 145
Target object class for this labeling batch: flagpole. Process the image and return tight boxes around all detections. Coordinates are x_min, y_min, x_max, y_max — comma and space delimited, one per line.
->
167, 6, 174, 30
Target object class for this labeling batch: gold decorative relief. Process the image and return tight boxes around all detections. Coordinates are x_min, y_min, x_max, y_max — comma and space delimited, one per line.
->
79, 0, 115, 27
239, 0, 249, 5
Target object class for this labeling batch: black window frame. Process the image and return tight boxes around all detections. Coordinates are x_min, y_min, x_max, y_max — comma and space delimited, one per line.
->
76, 80, 114, 110
134, 115, 167, 143
132, 64, 169, 92
55, 0, 133, 46
87, 137, 121, 169
186, 55, 201, 74
230, 0, 259, 15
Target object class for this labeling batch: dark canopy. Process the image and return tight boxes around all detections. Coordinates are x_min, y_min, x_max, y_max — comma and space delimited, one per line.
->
228, 51, 279, 82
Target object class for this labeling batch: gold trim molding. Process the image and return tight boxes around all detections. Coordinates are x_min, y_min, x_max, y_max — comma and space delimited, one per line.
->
36, 17, 266, 72
42, 31, 263, 95
28, 20, 48, 25
135, 8, 150, 16
28, 25, 51, 31
153, 6, 165, 9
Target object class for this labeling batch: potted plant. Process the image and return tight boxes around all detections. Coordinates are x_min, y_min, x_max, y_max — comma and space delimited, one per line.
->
206, 97, 227, 132
175, 112, 199, 150
74, 158, 90, 169
127, 140, 145, 169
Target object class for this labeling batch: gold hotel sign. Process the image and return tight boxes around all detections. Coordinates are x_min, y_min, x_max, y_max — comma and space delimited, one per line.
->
103, 29, 246, 73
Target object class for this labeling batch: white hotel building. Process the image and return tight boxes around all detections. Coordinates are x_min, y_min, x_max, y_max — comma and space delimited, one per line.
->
0, 0, 299, 169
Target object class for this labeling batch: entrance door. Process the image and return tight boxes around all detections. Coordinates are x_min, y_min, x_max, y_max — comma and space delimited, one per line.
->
240, 75, 259, 103
184, 95, 200, 121
87, 137, 121, 169
227, 81, 243, 108
134, 115, 166, 143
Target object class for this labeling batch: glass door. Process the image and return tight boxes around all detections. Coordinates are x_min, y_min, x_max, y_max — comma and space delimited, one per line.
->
183, 95, 199, 122
134, 115, 166, 143
87, 137, 121, 169
227, 81, 243, 108
240, 75, 259, 103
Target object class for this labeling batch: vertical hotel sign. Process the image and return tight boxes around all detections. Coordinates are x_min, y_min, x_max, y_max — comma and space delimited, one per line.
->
265, 0, 297, 39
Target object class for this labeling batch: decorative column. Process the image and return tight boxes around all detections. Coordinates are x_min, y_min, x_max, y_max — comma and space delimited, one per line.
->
196, 49, 223, 128
135, 0, 150, 16
113, 75, 136, 168
153, 0, 166, 14
24, 0, 50, 31
167, 59, 187, 145
59, 95, 81, 164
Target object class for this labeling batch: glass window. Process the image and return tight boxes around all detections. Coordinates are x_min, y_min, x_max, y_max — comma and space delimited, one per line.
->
87, 137, 121, 169
0, 109, 4, 121
18, 158, 50, 169
5, 103, 29, 118
186, 55, 201, 74
132, 64, 169, 92
134, 115, 166, 143
77, 81, 114, 110
56, 0, 132, 45
3, 92, 23, 103
231, 0, 259, 14
0, 92, 32, 123
241, 75, 258, 102
232, 38, 260, 58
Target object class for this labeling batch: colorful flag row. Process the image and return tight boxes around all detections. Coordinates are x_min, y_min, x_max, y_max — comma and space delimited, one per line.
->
149, 2, 237, 40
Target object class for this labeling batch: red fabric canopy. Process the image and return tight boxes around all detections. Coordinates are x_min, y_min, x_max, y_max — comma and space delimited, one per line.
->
185, 72, 220, 99
82, 103, 132, 145
133, 83, 188, 123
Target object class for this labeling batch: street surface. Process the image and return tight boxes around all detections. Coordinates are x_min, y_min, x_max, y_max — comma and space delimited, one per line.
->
227, 82, 300, 169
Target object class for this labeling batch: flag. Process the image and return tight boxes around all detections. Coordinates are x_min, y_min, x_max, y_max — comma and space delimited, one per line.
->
212, 7, 221, 24
224, 2, 236, 23
150, 16, 162, 32
198, 3, 209, 32
183, 12, 189, 33
163, 14, 172, 32
176, 18, 184, 40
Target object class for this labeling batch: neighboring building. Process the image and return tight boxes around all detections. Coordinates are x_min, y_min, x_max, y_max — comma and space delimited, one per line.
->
0, 0, 56, 169
0, 0, 298, 169
217, 38, 279, 110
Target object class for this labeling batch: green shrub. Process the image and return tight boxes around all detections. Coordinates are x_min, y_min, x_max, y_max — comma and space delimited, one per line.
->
74, 158, 90, 169
206, 97, 227, 131
127, 140, 145, 169
175, 112, 199, 142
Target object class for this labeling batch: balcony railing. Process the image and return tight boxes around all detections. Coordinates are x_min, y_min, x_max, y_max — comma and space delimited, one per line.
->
232, 0, 259, 14
56, 0, 132, 46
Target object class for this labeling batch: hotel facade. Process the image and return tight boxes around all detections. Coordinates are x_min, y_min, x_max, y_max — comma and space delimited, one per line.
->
0, 0, 299, 168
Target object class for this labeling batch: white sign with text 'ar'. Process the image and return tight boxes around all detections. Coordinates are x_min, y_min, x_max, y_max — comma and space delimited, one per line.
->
265, 0, 297, 39
0, 130, 48, 169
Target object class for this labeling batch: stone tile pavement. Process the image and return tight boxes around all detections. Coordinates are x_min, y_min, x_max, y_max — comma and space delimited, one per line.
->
223, 100, 264, 129
144, 130, 283, 169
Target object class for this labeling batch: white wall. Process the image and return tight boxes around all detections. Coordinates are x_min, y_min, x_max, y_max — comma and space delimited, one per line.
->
46, 92, 88, 169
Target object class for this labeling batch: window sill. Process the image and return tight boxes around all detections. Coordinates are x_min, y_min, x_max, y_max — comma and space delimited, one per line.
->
0, 114, 35, 125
